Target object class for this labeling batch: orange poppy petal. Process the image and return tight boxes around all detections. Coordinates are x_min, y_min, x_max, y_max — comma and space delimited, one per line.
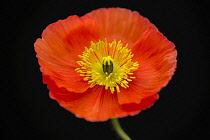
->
59, 87, 128, 122
40, 15, 100, 59
57, 16, 100, 57
118, 28, 176, 105
34, 15, 100, 93
132, 27, 177, 88
35, 43, 90, 93
45, 75, 143, 122
34, 8, 177, 122
46, 71, 159, 121
84, 8, 157, 48
121, 94, 159, 113
117, 67, 159, 105
43, 75, 84, 102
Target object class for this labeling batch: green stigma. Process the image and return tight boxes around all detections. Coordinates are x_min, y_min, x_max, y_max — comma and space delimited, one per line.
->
102, 56, 114, 75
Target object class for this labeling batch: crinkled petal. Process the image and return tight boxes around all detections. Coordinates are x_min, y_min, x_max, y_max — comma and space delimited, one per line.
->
84, 8, 157, 48
35, 8, 177, 122
60, 86, 158, 122
117, 58, 161, 105
59, 86, 128, 122
132, 28, 177, 87
43, 75, 84, 102
118, 28, 176, 105
121, 94, 159, 113
34, 16, 100, 93
45, 74, 149, 121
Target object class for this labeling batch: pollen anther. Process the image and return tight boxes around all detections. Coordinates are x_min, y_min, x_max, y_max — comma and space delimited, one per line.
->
75, 39, 139, 93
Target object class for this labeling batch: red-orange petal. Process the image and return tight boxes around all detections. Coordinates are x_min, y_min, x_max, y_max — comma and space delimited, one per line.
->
61, 87, 127, 122
47, 71, 159, 121
35, 8, 177, 122
45, 74, 142, 121
117, 28, 176, 105
84, 8, 157, 48
34, 15, 100, 93
43, 75, 84, 102
121, 94, 159, 113
132, 27, 177, 87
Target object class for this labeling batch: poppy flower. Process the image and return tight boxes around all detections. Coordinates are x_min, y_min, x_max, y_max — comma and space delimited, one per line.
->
34, 8, 177, 122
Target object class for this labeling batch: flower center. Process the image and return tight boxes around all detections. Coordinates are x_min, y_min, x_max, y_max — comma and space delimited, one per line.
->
102, 56, 114, 75
75, 39, 139, 93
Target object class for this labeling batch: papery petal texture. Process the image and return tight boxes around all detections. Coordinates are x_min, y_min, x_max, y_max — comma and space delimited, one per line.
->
34, 8, 177, 122
84, 8, 157, 48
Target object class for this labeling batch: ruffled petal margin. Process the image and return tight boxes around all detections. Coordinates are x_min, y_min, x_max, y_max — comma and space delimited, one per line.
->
132, 27, 177, 87
117, 28, 177, 105
84, 8, 157, 48
44, 75, 159, 122
34, 15, 101, 93
35, 8, 177, 122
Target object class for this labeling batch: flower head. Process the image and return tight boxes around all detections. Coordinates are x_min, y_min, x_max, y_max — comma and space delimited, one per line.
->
34, 8, 177, 122
75, 39, 139, 93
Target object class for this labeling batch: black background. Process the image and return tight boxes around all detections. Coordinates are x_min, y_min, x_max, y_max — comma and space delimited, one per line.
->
3, 0, 209, 140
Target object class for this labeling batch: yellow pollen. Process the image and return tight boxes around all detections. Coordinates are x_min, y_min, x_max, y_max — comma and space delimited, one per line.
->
75, 39, 139, 93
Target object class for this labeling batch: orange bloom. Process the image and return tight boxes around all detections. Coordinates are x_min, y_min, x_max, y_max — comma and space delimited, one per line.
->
34, 8, 177, 122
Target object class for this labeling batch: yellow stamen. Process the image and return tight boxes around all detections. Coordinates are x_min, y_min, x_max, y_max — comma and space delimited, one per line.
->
75, 39, 139, 93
